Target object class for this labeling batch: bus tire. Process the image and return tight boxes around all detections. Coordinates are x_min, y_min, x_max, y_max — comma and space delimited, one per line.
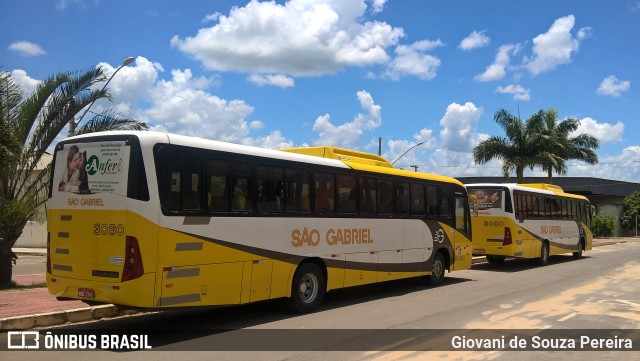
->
539, 242, 550, 266
285, 263, 325, 314
428, 252, 446, 286
486, 255, 505, 264
572, 240, 584, 259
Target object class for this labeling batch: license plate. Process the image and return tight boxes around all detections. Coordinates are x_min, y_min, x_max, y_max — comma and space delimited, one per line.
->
78, 288, 95, 298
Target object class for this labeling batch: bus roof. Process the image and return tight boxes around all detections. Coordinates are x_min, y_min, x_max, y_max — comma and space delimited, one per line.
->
64, 131, 463, 186
465, 183, 589, 201
63, 130, 350, 170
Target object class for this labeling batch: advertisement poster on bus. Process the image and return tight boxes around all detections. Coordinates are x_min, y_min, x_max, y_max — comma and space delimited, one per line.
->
53, 141, 130, 196
468, 189, 503, 211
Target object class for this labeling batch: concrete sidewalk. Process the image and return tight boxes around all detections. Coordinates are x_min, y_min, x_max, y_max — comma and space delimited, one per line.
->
1, 238, 636, 330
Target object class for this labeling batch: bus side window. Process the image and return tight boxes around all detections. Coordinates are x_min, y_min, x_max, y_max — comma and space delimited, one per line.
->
182, 158, 202, 211
208, 160, 229, 212
314, 172, 335, 215
337, 174, 357, 214
232, 162, 253, 211
411, 182, 425, 216
378, 179, 394, 216
439, 186, 451, 218
286, 168, 310, 213
395, 182, 410, 216
168, 155, 181, 212
426, 185, 438, 217
359, 177, 377, 216
257, 166, 284, 213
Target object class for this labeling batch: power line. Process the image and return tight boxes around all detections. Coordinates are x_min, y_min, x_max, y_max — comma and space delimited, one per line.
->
395, 159, 640, 169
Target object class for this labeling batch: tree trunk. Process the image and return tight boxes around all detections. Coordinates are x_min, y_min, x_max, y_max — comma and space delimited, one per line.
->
547, 168, 553, 184
516, 166, 524, 184
0, 251, 15, 288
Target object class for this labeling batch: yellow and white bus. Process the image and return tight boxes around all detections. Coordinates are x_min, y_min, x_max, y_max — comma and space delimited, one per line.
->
466, 183, 593, 266
47, 131, 472, 313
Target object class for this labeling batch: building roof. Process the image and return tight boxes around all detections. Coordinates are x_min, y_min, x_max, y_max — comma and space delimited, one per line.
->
457, 177, 640, 198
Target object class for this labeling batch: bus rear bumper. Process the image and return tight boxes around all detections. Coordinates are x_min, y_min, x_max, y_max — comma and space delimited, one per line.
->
472, 244, 515, 257
46, 272, 156, 308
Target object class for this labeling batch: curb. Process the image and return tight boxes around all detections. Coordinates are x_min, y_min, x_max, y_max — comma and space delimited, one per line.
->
1, 239, 631, 330
0, 305, 140, 330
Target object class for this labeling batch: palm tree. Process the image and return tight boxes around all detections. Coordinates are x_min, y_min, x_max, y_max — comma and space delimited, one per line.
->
538, 108, 599, 183
0, 66, 148, 287
473, 108, 546, 183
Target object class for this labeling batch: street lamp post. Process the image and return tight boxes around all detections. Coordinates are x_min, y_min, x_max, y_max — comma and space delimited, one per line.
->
68, 56, 135, 137
391, 141, 425, 167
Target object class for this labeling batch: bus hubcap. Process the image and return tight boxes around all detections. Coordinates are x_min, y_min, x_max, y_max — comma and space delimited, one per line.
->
299, 273, 318, 303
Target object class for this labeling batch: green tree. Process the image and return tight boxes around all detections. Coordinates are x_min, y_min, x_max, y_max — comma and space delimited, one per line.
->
592, 214, 615, 237
621, 191, 640, 232
539, 109, 599, 184
473, 108, 545, 183
0, 66, 148, 287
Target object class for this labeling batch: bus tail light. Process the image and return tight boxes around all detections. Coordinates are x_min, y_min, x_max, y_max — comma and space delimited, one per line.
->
122, 236, 144, 282
503, 227, 513, 246
46, 232, 51, 274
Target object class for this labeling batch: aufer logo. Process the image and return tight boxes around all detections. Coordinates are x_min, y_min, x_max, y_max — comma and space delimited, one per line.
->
86, 155, 121, 176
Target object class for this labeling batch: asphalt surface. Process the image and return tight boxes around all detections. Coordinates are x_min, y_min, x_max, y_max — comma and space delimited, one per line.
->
0, 237, 634, 330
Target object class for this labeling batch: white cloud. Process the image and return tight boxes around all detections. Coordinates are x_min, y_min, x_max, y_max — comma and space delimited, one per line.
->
369, 0, 387, 13
385, 40, 443, 80
496, 84, 531, 101
597, 75, 631, 97
439, 102, 484, 152
568, 146, 640, 182
312, 90, 382, 148
143, 68, 258, 143
525, 15, 590, 76
247, 130, 294, 149
248, 74, 295, 88
171, 0, 404, 77
10, 69, 41, 96
99, 57, 162, 107
249, 120, 264, 130
572, 117, 624, 144
459, 30, 490, 51
474, 44, 519, 82
8, 41, 46, 56
203, 12, 222, 23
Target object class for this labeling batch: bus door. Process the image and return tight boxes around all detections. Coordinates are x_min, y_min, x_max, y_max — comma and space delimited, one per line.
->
452, 192, 472, 270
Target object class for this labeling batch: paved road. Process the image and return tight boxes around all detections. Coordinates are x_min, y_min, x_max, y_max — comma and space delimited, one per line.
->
3, 241, 639, 360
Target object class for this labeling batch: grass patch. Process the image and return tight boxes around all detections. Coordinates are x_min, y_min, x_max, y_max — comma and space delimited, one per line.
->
0, 281, 47, 291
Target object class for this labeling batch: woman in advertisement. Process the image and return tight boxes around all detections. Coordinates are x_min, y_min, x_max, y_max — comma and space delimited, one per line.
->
58, 145, 80, 192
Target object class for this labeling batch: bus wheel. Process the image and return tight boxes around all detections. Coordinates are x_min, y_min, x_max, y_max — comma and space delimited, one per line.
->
286, 263, 325, 314
428, 252, 446, 285
572, 240, 584, 259
486, 255, 505, 264
539, 242, 550, 266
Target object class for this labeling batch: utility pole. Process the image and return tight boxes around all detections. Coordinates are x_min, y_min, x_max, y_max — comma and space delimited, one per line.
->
410, 165, 419, 172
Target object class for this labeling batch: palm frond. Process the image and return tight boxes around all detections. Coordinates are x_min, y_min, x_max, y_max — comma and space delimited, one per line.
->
74, 111, 149, 135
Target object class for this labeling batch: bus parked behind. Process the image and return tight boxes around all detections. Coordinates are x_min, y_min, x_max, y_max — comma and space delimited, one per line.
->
466, 183, 592, 266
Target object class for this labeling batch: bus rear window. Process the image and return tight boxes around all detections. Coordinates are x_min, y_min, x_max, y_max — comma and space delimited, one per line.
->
51, 137, 149, 201
469, 188, 503, 211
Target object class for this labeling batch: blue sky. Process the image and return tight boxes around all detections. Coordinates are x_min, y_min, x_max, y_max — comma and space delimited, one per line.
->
3, 0, 639, 182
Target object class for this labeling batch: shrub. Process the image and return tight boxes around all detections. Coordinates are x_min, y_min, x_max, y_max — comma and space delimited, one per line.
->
592, 214, 615, 237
